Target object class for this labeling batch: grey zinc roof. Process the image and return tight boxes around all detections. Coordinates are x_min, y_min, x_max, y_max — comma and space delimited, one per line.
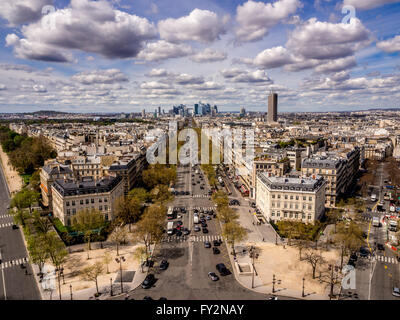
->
53, 175, 122, 197
258, 172, 325, 192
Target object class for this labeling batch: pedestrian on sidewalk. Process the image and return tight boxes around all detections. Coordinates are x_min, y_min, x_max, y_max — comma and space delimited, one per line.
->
262, 237, 264, 242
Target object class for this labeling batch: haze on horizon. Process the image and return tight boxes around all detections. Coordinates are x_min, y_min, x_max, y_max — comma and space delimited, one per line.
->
0, 0, 399, 113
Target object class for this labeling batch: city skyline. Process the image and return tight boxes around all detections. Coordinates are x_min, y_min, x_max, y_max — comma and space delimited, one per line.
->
0, 0, 399, 113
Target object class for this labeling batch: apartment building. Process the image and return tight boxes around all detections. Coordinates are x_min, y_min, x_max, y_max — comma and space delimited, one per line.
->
107, 152, 146, 194
255, 173, 326, 224
301, 147, 360, 207
250, 156, 290, 198
51, 175, 124, 226
40, 161, 74, 208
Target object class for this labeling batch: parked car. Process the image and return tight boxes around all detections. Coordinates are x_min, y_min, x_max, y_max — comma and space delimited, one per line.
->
194, 226, 201, 232
359, 247, 369, 257
204, 241, 211, 248
212, 247, 220, 254
377, 243, 385, 251
175, 230, 182, 237
216, 263, 230, 276
143, 296, 153, 300
159, 260, 169, 270
141, 274, 155, 289
206, 216, 211, 221
176, 221, 183, 226
208, 272, 219, 281
201, 222, 207, 228
183, 228, 190, 235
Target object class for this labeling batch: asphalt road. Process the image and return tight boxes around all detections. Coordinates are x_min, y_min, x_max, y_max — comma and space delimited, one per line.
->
0, 164, 41, 300
120, 162, 278, 300
341, 161, 399, 300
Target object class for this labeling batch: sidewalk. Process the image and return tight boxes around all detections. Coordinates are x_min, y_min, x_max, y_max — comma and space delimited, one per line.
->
226, 243, 332, 300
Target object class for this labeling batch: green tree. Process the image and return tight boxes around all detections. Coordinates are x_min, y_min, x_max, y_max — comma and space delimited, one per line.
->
32, 211, 52, 235
222, 221, 247, 257
134, 205, 165, 263
217, 206, 238, 224
43, 231, 68, 300
151, 184, 173, 204
80, 262, 104, 295
133, 246, 148, 273
27, 234, 49, 275
333, 221, 364, 268
114, 196, 141, 231
72, 209, 105, 259
103, 251, 112, 274
129, 188, 150, 204
10, 189, 40, 215
10, 208, 30, 227
326, 208, 343, 233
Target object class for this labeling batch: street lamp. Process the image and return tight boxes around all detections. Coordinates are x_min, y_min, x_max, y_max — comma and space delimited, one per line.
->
250, 246, 255, 289
302, 278, 305, 297
115, 256, 125, 294
69, 285, 73, 300
272, 274, 276, 293
110, 278, 113, 296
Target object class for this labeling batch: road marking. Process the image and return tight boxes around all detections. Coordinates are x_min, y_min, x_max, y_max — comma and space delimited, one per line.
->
0, 223, 12, 229
366, 218, 373, 254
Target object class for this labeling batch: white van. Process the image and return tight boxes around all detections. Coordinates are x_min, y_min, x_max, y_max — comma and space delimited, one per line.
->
167, 221, 174, 235
194, 216, 199, 224
372, 217, 380, 227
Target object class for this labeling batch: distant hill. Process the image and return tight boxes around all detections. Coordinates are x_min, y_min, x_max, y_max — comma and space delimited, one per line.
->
26, 110, 70, 116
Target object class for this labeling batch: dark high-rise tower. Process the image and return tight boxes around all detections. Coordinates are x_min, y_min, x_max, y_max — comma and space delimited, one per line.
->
267, 91, 278, 123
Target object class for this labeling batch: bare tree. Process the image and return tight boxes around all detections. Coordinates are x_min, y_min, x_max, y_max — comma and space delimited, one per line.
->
303, 249, 324, 279
108, 227, 129, 256
320, 263, 342, 300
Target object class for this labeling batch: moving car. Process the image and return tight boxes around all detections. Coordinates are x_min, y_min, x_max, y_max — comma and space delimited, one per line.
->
194, 226, 200, 232
204, 241, 211, 248
141, 274, 155, 289
393, 287, 400, 297
159, 260, 169, 270
12, 224, 19, 230
213, 239, 221, 246
212, 247, 220, 254
182, 228, 190, 235
208, 272, 219, 281
216, 263, 230, 276
202, 227, 209, 234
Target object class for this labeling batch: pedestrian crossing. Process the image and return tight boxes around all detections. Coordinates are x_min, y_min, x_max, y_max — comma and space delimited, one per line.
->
1, 257, 29, 270
162, 235, 224, 243
374, 255, 398, 264
0, 214, 12, 219
192, 194, 209, 198
191, 206, 216, 211
0, 222, 13, 228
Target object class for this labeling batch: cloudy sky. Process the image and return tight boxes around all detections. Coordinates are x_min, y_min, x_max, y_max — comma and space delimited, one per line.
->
0, 0, 399, 113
